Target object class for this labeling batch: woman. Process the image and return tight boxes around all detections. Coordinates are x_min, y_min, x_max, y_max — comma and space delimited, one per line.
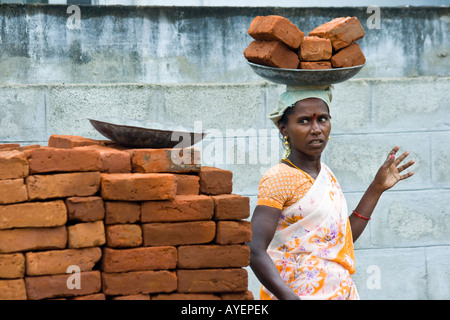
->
249, 86, 415, 300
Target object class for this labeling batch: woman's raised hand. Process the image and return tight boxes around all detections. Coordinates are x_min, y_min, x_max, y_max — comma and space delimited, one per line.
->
372, 146, 415, 193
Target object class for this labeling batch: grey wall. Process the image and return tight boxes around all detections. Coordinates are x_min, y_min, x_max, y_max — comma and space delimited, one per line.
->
0, 4, 449, 300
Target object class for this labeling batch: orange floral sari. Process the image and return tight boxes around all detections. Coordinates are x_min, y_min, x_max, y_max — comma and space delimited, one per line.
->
260, 163, 359, 300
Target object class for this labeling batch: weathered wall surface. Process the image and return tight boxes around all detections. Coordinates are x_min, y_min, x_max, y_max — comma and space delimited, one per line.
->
0, 4, 449, 299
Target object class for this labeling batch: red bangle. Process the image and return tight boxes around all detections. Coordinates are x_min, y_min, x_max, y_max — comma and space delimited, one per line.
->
353, 210, 370, 221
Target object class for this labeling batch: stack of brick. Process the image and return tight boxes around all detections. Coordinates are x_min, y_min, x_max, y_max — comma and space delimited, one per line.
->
0, 135, 252, 300
244, 15, 366, 70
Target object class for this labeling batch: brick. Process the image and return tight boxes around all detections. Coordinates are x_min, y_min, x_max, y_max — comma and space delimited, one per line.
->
309, 16, 365, 51
215, 221, 252, 245
331, 42, 366, 68
104, 201, 141, 224
112, 294, 150, 300
71, 293, 106, 300
212, 194, 250, 220
199, 166, 232, 195
178, 245, 250, 269
25, 247, 102, 276
67, 221, 105, 249
0, 226, 67, 253
176, 174, 200, 195
0, 143, 20, 150
0, 150, 29, 180
248, 15, 305, 50
299, 61, 332, 70
48, 134, 103, 149
102, 270, 177, 296
152, 293, 221, 300
65, 196, 105, 222
177, 269, 248, 293
0, 178, 28, 205
75, 145, 131, 173
0, 279, 27, 300
101, 173, 177, 201
26, 172, 101, 200
0, 200, 67, 230
105, 224, 142, 248
25, 147, 102, 174
244, 40, 299, 69
101, 246, 177, 272
0, 253, 25, 278
25, 270, 101, 300
299, 36, 332, 61
142, 221, 216, 246
141, 195, 214, 223
130, 148, 200, 173
221, 291, 254, 300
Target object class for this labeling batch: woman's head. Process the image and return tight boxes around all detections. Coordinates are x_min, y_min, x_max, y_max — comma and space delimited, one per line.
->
278, 97, 331, 159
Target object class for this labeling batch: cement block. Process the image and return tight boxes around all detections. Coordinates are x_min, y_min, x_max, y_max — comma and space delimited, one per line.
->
323, 132, 430, 192
352, 247, 427, 299
431, 131, 450, 188
372, 77, 450, 132
370, 190, 450, 247
425, 246, 450, 299
0, 86, 47, 142
46, 84, 160, 139
159, 83, 268, 130
329, 79, 371, 133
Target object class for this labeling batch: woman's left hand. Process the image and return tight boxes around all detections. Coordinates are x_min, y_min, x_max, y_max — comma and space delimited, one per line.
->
372, 146, 415, 193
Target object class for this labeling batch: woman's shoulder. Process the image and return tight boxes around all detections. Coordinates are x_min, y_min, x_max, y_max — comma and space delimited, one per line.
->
260, 162, 310, 184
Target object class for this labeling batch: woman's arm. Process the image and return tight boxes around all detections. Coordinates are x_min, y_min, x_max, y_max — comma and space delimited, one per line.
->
350, 146, 415, 242
248, 205, 300, 300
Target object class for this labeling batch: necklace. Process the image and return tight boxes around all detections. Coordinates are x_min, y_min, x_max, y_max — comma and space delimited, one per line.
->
281, 158, 315, 184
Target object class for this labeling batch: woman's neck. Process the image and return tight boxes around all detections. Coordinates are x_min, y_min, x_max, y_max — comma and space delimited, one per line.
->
286, 151, 321, 179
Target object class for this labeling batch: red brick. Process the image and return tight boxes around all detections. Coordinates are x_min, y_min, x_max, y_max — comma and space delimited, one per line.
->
25, 247, 101, 276
25, 270, 101, 300
248, 15, 305, 50
48, 135, 103, 149
67, 221, 105, 249
176, 174, 200, 195
112, 294, 150, 300
0, 226, 67, 253
0, 200, 67, 230
309, 16, 365, 51
177, 269, 248, 293
0, 178, 28, 204
177, 245, 250, 269
152, 293, 221, 300
71, 293, 106, 300
101, 173, 177, 201
105, 224, 142, 248
104, 201, 141, 224
244, 40, 299, 69
142, 221, 216, 246
26, 172, 101, 200
199, 166, 232, 195
215, 221, 252, 245
221, 291, 254, 300
331, 42, 366, 68
75, 145, 131, 173
65, 196, 105, 222
0, 150, 29, 180
0, 279, 27, 300
102, 270, 177, 296
299, 36, 332, 61
0, 143, 20, 150
299, 61, 332, 70
25, 147, 102, 174
130, 148, 200, 173
141, 195, 214, 223
101, 246, 177, 272
212, 194, 250, 220
0, 253, 25, 278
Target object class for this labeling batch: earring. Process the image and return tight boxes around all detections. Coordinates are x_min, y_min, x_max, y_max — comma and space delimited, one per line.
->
328, 136, 331, 140
283, 136, 291, 158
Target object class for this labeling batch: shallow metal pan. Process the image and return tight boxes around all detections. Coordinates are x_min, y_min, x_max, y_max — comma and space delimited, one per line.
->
88, 117, 207, 149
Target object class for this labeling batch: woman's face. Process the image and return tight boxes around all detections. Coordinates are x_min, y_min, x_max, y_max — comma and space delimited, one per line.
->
279, 98, 331, 159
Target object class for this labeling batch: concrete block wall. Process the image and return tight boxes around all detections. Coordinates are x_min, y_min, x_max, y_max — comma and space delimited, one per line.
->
0, 137, 253, 300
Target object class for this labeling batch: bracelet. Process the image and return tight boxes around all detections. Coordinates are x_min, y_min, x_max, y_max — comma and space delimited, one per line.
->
352, 210, 371, 221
